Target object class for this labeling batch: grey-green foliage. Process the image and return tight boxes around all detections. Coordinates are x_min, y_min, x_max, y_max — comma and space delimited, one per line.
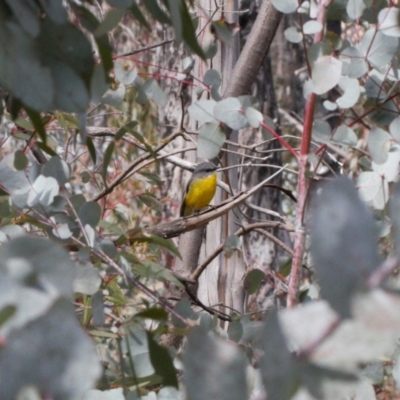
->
0, 236, 101, 399
0, 0, 96, 113
310, 177, 381, 318
188, 92, 262, 159
184, 326, 248, 400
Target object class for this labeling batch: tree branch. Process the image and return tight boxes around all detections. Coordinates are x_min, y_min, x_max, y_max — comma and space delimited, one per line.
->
223, 0, 283, 98
145, 165, 289, 238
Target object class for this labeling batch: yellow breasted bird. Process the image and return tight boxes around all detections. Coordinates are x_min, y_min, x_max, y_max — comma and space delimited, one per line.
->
180, 162, 218, 217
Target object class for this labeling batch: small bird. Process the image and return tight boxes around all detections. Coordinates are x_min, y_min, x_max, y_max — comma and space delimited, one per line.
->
180, 162, 218, 217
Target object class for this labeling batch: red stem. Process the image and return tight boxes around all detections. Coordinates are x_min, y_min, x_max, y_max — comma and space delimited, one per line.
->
260, 120, 298, 158
287, 0, 332, 308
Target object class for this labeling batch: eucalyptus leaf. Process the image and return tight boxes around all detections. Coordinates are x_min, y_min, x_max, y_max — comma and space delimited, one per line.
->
310, 177, 381, 318
303, 20, 322, 34
346, 0, 367, 19
271, 0, 298, 13
101, 85, 125, 106
27, 176, 59, 207
332, 125, 357, 147
74, 264, 101, 295
312, 56, 342, 95
260, 310, 301, 400
197, 121, 226, 159
0, 300, 101, 400
391, 116, 400, 143
360, 29, 398, 68
188, 100, 217, 123
42, 156, 70, 185
367, 127, 391, 164
336, 76, 360, 109
372, 147, 400, 182
184, 326, 247, 400
213, 98, 248, 130
340, 46, 368, 79
378, 7, 400, 37
284, 27, 303, 43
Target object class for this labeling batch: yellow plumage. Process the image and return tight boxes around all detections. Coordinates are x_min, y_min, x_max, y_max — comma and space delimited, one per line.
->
180, 162, 218, 217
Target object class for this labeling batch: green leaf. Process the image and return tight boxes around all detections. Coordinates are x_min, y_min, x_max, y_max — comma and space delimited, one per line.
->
24, 107, 47, 143
37, 0, 68, 24
115, 120, 139, 140
42, 156, 70, 185
106, 0, 133, 8
91, 64, 110, 104
13, 150, 28, 171
171, 299, 197, 328
130, 2, 151, 30
244, 269, 266, 295
134, 235, 181, 259
0, 16, 54, 111
102, 141, 115, 182
164, 0, 204, 58
0, 305, 16, 328
94, 8, 125, 37
166, 0, 182, 41
86, 137, 97, 165
38, 18, 94, 111
4, 0, 40, 36
70, 3, 100, 32
135, 308, 168, 321
227, 320, 243, 343
146, 332, 178, 388
142, 0, 171, 24
223, 235, 241, 258
197, 121, 226, 159
92, 291, 105, 327
36, 141, 57, 157
78, 201, 102, 229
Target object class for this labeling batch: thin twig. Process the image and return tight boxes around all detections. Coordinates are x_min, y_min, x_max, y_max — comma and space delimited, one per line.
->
116, 39, 174, 58
190, 221, 294, 281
